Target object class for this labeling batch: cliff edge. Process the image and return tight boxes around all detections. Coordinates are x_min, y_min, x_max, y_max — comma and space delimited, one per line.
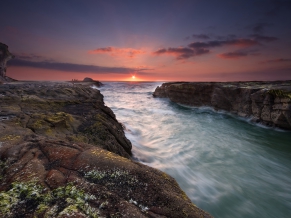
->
153, 81, 291, 130
0, 81, 212, 218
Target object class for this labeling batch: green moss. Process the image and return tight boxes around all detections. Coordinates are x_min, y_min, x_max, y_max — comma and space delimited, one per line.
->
59, 204, 79, 216
45, 112, 73, 125
95, 114, 107, 123
67, 134, 88, 143
0, 135, 20, 141
35, 203, 49, 214
0, 161, 7, 181
268, 89, 291, 99
32, 119, 46, 130
0, 181, 44, 217
45, 128, 53, 135
29, 112, 74, 134
84, 121, 108, 141
0, 161, 8, 170
0, 182, 98, 218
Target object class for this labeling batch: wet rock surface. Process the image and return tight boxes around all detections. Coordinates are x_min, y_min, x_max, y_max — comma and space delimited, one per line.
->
153, 81, 291, 130
0, 81, 212, 218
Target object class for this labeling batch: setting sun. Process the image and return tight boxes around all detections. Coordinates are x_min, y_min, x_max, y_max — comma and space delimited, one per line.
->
132, 75, 135, 79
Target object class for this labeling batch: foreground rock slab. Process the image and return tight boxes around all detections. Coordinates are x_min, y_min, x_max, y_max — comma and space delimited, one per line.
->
0, 81, 212, 218
153, 81, 291, 130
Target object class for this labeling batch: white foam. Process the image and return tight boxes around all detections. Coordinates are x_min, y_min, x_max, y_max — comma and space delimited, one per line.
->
91, 85, 99, 90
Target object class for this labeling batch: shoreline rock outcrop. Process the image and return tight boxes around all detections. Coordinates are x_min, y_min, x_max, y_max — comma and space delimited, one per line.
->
0, 43, 15, 83
0, 81, 212, 217
153, 81, 291, 130
71, 77, 103, 87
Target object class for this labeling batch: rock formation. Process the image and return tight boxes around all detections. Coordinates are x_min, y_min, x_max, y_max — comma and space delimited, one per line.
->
71, 77, 103, 87
83, 77, 94, 82
153, 81, 291, 130
0, 42, 14, 82
0, 81, 212, 217
82, 77, 103, 87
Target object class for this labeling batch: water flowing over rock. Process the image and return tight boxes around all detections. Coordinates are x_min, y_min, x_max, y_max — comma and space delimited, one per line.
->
0, 81, 212, 217
153, 81, 291, 130
0, 42, 15, 82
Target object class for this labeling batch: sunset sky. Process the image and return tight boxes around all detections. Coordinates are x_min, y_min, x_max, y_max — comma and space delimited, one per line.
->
1, 0, 291, 81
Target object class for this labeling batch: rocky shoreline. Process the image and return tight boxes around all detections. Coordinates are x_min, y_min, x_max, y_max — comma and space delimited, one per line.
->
153, 81, 291, 130
0, 81, 212, 217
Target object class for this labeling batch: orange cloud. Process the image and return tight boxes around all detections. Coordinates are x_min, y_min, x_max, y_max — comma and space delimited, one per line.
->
88, 47, 146, 58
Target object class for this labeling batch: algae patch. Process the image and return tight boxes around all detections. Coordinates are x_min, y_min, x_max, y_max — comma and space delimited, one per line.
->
0, 182, 98, 218
0, 135, 20, 141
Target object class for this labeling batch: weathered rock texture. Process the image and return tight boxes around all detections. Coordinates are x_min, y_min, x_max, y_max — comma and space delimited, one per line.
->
0, 81, 212, 217
0, 43, 14, 82
153, 81, 291, 130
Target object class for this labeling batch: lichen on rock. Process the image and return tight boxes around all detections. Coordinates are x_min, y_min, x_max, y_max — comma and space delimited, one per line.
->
0, 182, 98, 218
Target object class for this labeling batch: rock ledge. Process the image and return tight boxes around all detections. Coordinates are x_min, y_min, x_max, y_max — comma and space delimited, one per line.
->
153, 81, 291, 130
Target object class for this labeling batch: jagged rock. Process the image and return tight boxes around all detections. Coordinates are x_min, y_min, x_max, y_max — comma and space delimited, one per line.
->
0, 81, 212, 218
153, 81, 291, 129
0, 42, 15, 82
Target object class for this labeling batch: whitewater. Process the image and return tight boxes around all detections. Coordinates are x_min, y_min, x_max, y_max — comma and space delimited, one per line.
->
97, 82, 291, 218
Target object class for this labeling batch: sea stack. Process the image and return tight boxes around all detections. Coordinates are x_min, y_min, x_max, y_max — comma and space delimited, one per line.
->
0, 42, 15, 82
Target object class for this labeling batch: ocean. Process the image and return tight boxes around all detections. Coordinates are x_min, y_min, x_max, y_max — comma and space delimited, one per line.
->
96, 82, 291, 218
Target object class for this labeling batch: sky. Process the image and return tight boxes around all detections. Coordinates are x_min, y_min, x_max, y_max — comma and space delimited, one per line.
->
1, 0, 291, 82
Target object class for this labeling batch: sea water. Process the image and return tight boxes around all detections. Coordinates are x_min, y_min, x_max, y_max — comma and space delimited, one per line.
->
97, 82, 291, 218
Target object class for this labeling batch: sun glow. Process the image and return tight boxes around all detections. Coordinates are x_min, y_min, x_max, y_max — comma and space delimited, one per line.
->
122, 74, 145, 81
